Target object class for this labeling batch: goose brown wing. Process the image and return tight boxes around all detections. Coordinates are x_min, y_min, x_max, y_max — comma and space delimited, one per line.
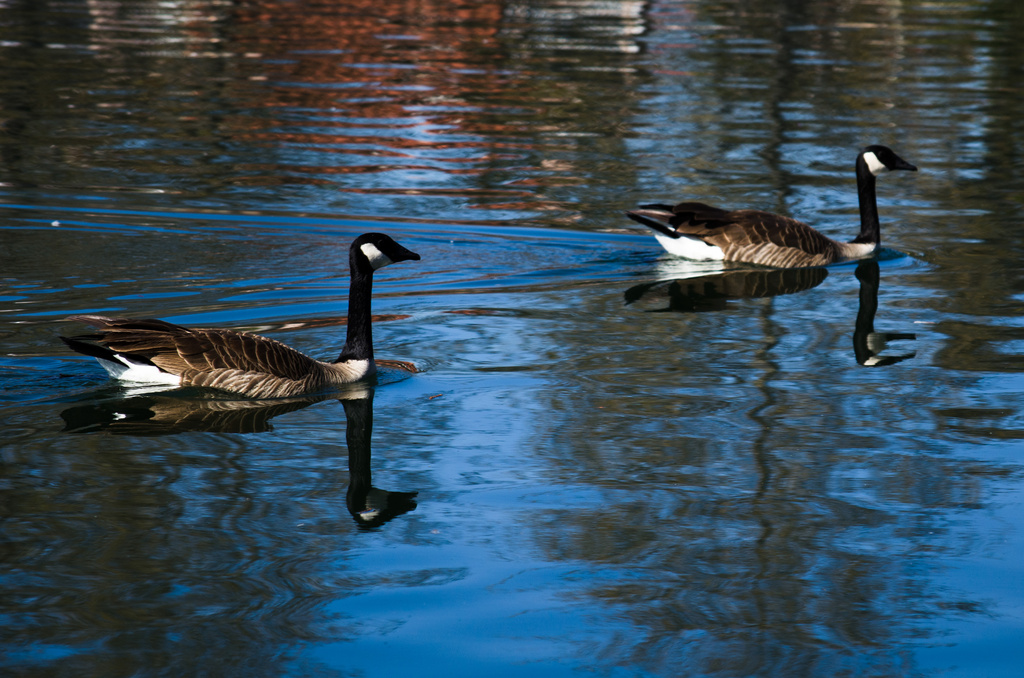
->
66, 315, 321, 381
664, 204, 842, 266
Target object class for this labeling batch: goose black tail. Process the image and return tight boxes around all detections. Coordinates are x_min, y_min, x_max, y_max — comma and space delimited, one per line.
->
60, 335, 158, 368
60, 335, 116, 361
624, 210, 681, 239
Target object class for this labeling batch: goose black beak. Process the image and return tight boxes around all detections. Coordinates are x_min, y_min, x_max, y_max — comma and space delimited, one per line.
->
397, 248, 421, 262
893, 157, 918, 172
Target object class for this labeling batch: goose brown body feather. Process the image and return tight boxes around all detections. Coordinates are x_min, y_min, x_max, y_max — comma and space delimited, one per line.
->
62, 316, 368, 398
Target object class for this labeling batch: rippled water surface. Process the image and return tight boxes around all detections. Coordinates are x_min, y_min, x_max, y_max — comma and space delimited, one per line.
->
3, 1, 1024, 676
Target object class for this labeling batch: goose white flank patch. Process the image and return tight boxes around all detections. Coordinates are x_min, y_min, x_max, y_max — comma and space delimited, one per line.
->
61, 232, 420, 399
625, 144, 917, 268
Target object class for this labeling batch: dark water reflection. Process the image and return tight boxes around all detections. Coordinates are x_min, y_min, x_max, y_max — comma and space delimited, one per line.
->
852, 261, 916, 367
624, 260, 916, 365
3, 0, 1024, 676
60, 389, 330, 435
61, 385, 418, 526
7, 387, 418, 675
625, 264, 830, 312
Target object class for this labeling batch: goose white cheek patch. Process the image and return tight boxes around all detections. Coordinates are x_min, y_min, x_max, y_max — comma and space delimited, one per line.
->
360, 242, 395, 269
863, 151, 886, 176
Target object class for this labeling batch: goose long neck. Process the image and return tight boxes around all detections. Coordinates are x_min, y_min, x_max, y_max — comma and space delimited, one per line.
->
854, 159, 881, 245
337, 264, 374, 363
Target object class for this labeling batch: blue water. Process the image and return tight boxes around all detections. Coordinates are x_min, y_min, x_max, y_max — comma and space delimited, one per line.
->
3, 1, 1024, 676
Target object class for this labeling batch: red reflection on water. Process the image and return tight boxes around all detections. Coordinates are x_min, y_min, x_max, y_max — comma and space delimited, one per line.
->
61, 0, 644, 221
217, 0, 589, 217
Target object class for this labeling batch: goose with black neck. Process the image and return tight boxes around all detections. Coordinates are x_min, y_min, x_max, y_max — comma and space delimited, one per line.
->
61, 232, 421, 399
625, 145, 917, 268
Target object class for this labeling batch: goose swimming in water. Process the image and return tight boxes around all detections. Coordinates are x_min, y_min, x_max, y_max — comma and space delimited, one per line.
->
625, 145, 917, 268
61, 232, 421, 399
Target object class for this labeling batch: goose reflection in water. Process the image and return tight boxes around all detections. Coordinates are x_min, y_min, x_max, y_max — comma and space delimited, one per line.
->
60, 385, 417, 528
624, 259, 915, 365
624, 265, 829, 313
340, 392, 418, 528
852, 260, 916, 366
59, 387, 332, 435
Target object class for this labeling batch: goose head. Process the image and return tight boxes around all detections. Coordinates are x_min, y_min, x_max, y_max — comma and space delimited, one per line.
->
859, 145, 918, 177
351, 232, 421, 272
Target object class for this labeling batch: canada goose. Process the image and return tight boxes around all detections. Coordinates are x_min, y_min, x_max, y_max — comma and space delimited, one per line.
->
61, 232, 421, 399
625, 145, 917, 268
